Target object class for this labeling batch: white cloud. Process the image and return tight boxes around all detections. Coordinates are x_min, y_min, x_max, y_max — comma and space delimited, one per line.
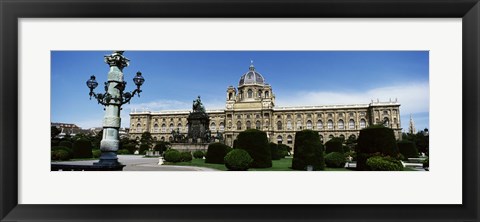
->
276, 82, 429, 115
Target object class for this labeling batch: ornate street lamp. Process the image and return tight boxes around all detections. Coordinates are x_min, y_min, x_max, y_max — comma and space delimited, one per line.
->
86, 51, 145, 167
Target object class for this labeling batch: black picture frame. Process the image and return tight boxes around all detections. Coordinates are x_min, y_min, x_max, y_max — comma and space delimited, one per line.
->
1, 0, 479, 221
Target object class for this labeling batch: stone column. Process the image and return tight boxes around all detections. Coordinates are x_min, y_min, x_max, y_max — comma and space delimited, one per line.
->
96, 51, 129, 166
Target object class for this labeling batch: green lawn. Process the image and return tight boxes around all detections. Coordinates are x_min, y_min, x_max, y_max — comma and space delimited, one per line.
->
165, 157, 353, 171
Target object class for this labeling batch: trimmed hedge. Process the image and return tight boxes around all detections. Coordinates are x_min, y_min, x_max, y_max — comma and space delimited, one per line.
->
123, 144, 136, 154
117, 149, 130, 155
72, 139, 92, 158
236, 129, 272, 168
366, 156, 404, 171
325, 152, 346, 168
205, 143, 230, 164
193, 150, 205, 159
397, 140, 419, 159
292, 130, 325, 171
59, 141, 73, 149
278, 144, 292, 156
180, 152, 193, 162
224, 149, 253, 171
356, 126, 399, 170
164, 149, 182, 163
325, 137, 344, 153
269, 142, 283, 160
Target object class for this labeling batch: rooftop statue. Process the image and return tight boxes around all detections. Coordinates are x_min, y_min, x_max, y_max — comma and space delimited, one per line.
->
192, 95, 205, 113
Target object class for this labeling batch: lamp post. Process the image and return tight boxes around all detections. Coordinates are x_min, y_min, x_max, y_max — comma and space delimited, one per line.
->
86, 51, 145, 167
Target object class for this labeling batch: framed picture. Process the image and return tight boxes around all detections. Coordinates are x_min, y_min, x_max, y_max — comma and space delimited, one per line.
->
1, 0, 479, 221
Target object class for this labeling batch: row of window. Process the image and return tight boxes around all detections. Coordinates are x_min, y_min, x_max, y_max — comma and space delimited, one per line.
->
275, 119, 367, 131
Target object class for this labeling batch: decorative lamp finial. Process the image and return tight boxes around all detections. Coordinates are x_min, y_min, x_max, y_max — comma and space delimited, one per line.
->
249, 59, 255, 71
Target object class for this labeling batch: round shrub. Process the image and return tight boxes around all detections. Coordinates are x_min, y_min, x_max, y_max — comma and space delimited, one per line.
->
193, 150, 205, 159
292, 130, 325, 171
59, 141, 73, 148
356, 125, 399, 170
164, 149, 182, 163
269, 142, 281, 160
397, 140, 419, 159
325, 152, 346, 168
92, 149, 101, 158
205, 142, 230, 164
117, 149, 130, 155
325, 137, 344, 153
52, 146, 73, 160
236, 129, 272, 168
53, 149, 70, 161
180, 152, 193, 162
72, 139, 92, 158
224, 149, 253, 171
366, 156, 404, 171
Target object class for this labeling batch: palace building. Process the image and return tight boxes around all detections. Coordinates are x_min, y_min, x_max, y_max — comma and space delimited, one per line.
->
129, 63, 402, 148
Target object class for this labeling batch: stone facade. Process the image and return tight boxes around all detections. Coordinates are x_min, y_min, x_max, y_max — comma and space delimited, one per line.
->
130, 64, 402, 148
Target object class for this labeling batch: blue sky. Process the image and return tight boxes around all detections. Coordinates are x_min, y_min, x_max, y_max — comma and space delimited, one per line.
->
51, 51, 429, 132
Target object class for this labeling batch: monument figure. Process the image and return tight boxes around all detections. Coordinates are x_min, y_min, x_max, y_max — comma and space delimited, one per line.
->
187, 96, 210, 143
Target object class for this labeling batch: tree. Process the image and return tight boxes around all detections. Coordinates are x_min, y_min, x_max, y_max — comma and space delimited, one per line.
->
356, 125, 399, 170
140, 132, 154, 148
51, 126, 61, 140
236, 129, 272, 168
291, 130, 325, 171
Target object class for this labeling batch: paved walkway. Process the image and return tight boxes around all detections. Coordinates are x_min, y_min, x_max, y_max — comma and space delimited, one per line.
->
55, 155, 218, 171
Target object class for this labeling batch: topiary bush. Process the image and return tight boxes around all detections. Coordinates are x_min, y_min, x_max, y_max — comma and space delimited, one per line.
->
224, 149, 253, 171
356, 125, 399, 170
269, 142, 282, 160
92, 149, 101, 158
205, 142, 231, 164
366, 155, 404, 171
180, 152, 193, 162
236, 129, 272, 168
72, 139, 92, 158
325, 137, 344, 153
59, 141, 73, 149
325, 152, 346, 168
53, 149, 71, 161
164, 149, 182, 163
292, 130, 325, 171
397, 140, 419, 159
51, 146, 73, 160
193, 150, 205, 159
278, 144, 292, 156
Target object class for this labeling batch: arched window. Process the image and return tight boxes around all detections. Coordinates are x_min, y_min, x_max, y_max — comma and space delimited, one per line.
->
160, 136, 165, 142
236, 121, 242, 130
153, 137, 157, 141
287, 120, 292, 130
339, 134, 345, 140
258, 90, 262, 98
177, 123, 182, 131
329, 134, 334, 139
349, 119, 355, 129
327, 120, 333, 129
349, 134, 357, 140
161, 124, 166, 133
383, 117, 390, 127
169, 124, 174, 132
277, 121, 283, 130
319, 135, 324, 143
169, 136, 173, 142
265, 91, 269, 98
277, 135, 283, 144
296, 120, 302, 130
306, 120, 312, 130
317, 120, 323, 130
287, 135, 293, 144
255, 120, 261, 130
210, 122, 216, 131
247, 89, 253, 98
136, 123, 142, 133
219, 122, 225, 132
338, 120, 344, 129
228, 92, 233, 100
246, 121, 252, 129
360, 119, 366, 129
153, 124, 159, 133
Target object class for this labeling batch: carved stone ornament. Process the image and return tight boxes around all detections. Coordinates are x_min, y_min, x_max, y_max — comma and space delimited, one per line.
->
104, 51, 130, 69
